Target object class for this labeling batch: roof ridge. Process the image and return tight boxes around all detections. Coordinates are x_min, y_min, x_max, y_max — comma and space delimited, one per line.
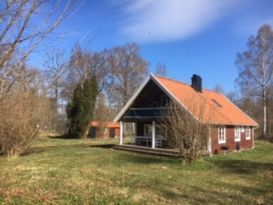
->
154, 75, 190, 87
154, 74, 219, 94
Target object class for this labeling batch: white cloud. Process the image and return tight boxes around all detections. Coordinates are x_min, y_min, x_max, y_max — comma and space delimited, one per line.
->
119, 0, 244, 43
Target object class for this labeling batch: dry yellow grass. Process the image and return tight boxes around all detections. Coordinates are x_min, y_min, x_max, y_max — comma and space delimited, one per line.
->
0, 137, 273, 204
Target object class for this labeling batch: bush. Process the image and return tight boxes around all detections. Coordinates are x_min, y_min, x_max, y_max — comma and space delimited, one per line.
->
0, 90, 49, 157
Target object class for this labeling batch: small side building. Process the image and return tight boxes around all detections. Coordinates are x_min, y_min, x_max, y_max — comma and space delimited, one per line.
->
89, 121, 120, 139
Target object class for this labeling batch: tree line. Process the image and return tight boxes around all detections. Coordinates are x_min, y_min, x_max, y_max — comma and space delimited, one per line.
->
63, 43, 151, 138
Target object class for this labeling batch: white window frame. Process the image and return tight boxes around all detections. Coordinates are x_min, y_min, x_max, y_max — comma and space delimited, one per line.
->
234, 127, 241, 142
144, 124, 152, 136
218, 126, 226, 144
240, 126, 244, 132
245, 127, 251, 140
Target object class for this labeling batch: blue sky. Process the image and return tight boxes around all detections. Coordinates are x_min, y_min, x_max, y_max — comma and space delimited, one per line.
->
31, 0, 273, 92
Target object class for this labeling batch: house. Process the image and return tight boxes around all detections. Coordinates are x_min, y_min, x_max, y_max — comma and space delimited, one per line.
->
89, 121, 120, 139
114, 74, 258, 155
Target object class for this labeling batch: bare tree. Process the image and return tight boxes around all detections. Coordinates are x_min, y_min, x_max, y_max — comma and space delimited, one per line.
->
93, 93, 115, 121
0, 0, 82, 157
155, 63, 167, 76
63, 45, 107, 101
236, 24, 273, 138
62, 43, 149, 125
213, 84, 224, 93
104, 43, 149, 111
92, 93, 115, 138
0, 0, 77, 98
44, 49, 67, 100
0, 68, 54, 157
161, 97, 212, 163
268, 90, 273, 137
226, 91, 239, 103
43, 49, 68, 128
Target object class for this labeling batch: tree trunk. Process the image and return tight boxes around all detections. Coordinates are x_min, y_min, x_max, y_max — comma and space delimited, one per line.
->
263, 86, 267, 137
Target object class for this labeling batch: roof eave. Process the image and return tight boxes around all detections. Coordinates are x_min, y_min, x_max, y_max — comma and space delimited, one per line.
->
113, 74, 152, 122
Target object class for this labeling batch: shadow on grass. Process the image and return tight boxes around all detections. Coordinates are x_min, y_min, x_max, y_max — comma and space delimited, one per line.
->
22, 140, 117, 157
48, 135, 78, 140
21, 143, 92, 156
21, 147, 45, 156
157, 181, 273, 205
115, 151, 181, 165
89, 144, 116, 149
211, 159, 273, 174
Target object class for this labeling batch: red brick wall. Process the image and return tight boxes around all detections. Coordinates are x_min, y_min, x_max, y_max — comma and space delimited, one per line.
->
92, 127, 120, 139
211, 126, 254, 154
115, 128, 120, 138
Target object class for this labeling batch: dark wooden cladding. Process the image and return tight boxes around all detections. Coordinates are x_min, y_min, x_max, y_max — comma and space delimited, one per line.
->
131, 80, 170, 108
121, 80, 171, 122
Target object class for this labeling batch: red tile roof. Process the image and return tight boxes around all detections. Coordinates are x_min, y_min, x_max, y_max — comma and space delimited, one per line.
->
155, 75, 258, 127
90, 121, 120, 128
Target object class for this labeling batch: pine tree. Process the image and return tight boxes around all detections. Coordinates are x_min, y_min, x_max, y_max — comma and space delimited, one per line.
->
67, 76, 98, 138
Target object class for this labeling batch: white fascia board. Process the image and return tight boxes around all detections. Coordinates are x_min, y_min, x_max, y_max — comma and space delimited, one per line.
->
113, 75, 151, 122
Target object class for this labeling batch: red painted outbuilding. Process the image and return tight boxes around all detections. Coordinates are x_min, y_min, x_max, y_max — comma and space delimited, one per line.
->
89, 121, 120, 139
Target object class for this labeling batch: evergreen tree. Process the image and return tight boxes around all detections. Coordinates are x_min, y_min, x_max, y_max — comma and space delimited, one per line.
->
67, 76, 98, 138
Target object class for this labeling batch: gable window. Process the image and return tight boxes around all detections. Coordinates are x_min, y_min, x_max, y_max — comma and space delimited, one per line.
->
234, 127, 241, 142
218, 126, 226, 144
245, 127, 251, 140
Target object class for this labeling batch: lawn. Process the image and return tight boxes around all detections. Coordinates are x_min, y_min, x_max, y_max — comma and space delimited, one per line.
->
0, 136, 273, 205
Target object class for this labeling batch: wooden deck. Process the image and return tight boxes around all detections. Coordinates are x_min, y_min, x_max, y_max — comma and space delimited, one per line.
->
114, 144, 181, 158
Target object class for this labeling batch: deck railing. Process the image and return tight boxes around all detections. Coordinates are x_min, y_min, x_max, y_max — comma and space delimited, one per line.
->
134, 135, 166, 148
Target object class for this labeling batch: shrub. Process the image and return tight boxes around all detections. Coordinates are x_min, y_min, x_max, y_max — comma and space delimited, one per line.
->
0, 90, 49, 157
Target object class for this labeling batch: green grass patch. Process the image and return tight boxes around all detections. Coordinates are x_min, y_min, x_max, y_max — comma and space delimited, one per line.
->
0, 137, 273, 204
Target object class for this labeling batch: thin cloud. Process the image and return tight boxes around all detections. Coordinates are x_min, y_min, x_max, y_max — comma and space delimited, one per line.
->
233, 16, 273, 37
119, 0, 245, 43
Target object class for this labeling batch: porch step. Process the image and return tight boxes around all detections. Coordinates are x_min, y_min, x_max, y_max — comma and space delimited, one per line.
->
114, 144, 181, 158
